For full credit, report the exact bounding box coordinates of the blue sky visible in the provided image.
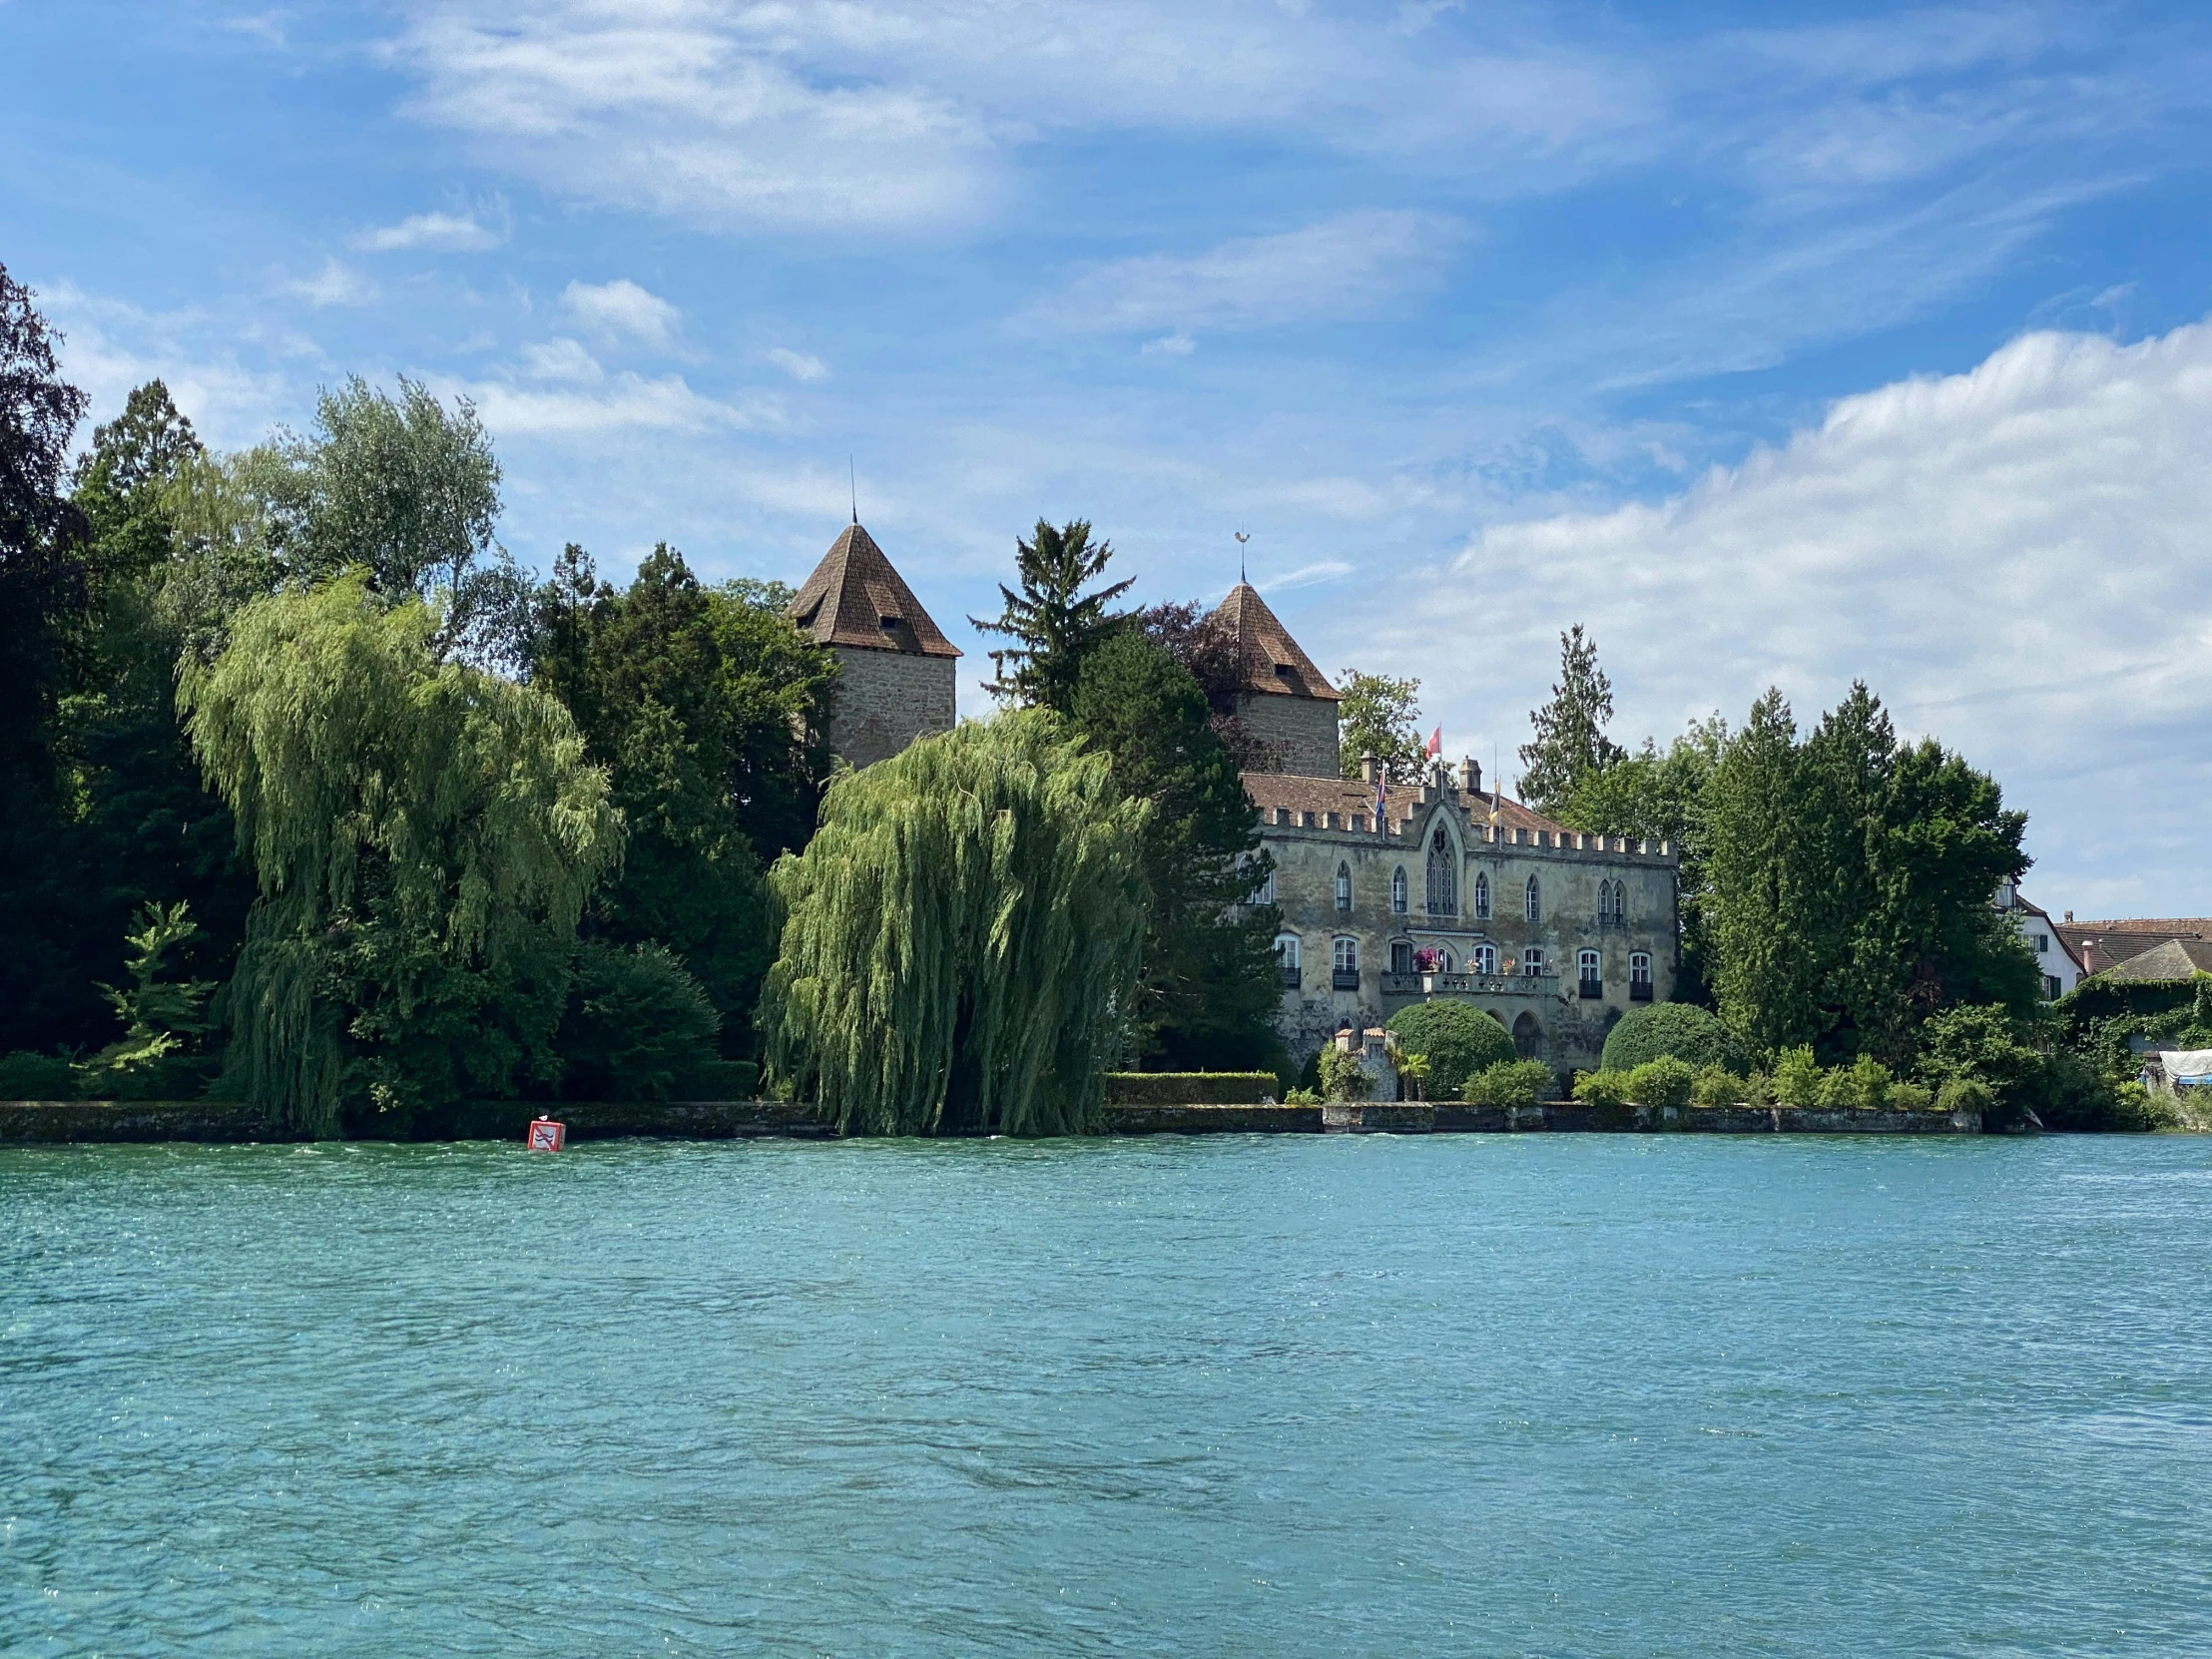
[7,0,2211,917]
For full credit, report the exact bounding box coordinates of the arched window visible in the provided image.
[1335,862,1353,911]
[1473,871,1490,919]
[1525,874,1541,923]
[1472,943,1497,974]
[1577,949,1601,998]
[1597,879,1612,921]
[1438,948,1455,972]
[1630,951,1653,1000]
[1390,866,1408,914]
[1612,882,1626,920]
[1275,933,1302,986]
[1425,829,1457,915]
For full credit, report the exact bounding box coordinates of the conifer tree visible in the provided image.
[1518,625,1626,814]
[969,518,1132,713]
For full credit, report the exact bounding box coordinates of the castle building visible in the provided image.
[789,520,960,768]
[1220,582,1681,1081]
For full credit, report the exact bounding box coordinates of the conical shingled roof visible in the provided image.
[789,522,960,659]
[1206,581,1340,701]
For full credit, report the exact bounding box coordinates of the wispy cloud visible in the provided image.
[560,278,682,350]
[351,209,505,253]
[284,256,376,307]
[767,346,828,382]
[1025,211,1464,337]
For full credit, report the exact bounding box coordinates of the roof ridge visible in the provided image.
[788,522,960,659]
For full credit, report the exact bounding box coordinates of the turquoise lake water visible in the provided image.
[5,1134,2210,1656]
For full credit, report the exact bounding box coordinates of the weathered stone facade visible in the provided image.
[1234,688,1342,780]
[1253,770,1680,1083]
[789,521,961,770]
[825,643,956,769]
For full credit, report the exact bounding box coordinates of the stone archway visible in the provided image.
[1511,1011,1541,1059]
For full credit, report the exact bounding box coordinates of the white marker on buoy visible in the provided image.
[526,1116,567,1152]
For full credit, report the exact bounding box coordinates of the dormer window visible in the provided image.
[878,614,901,630]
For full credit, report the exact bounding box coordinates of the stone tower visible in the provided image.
[1205,581,1341,778]
[789,521,960,768]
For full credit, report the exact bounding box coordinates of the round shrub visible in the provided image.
[1572,1068,1631,1109]
[1386,1001,1512,1099]
[1626,1056,1695,1108]
[1691,1063,1740,1108]
[1599,1002,1749,1075]
[556,939,722,1101]
[1887,1080,1934,1112]
[1465,1058,1553,1107]
[1771,1045,1823,1108]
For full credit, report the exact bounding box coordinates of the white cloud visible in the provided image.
[560,278,682,349]
[518,337,603,381]
[40,282,291,451]
[1140,332,1195,357]
[766,346,828,382]
[1335,316,2212,913]
[351,210,505,253]
[453,370,783,437]
[1026,211,1463,336]
[285,257,377,307]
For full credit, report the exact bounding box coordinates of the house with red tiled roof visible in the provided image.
[1217,581,1680,1083]
[789,520,960,768]
[2057,915,2212,982]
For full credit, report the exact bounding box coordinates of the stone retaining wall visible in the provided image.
[0,1096,1981,1143]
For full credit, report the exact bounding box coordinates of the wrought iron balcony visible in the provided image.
[1331,967,1362,991]
[1629,980,1654,1001]
[1280,965,1303,989]
[1578,976,1604,1000]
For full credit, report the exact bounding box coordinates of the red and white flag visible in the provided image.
[1424,725,1442,759]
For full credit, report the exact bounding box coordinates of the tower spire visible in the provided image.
[1235,527,1249,584]
[849,456,857,525]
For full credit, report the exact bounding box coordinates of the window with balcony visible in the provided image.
[1611,882,1626,921]
[1389,939,1412,975]
[1390,866,1408,914]
[1424,829,1456,915]
[1578,948,1602,998]
[1472,943,1497,974]
[1597,879,1612,922]
[1629,951,1652,1001]
[1275,932,1302,987]
[1332,936,1361,990]
[1525,874,1541,923]
[1473,871,1490,919]
[1335,862,1353,911]
[1522,945,1547,976]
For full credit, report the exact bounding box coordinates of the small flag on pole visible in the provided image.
[1374,762,1386,834]
[1424,726,1441,759]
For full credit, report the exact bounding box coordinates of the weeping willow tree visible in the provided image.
[761,710,1148,1136]
[179,573,620,1136]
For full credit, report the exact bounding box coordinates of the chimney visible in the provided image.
[1459,757,1481,796]
[2063,910,2073,922]
[1361,753,1381,786]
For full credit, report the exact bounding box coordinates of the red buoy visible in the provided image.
[525,1116,567,1152]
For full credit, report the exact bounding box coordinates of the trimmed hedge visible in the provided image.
[1103,1072,1278,1106]
[1600,1002,1749,1075]
[1385,1002,1513,1098]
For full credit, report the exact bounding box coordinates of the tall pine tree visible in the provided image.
[1518,625,1626,815]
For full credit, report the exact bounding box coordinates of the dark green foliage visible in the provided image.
[1070,632,1284,1072]
[1703,684,2036,1067]
[1936,1077,1994,1118]
[970,518,1133,714]
[529,542,839,1042]
[1336,670,1424,781]
[1600,1002,1749,1075]
[554,939,722,1101]
[761,712,1149,1136]
[1916,1002,2131,1130]
[1386,1000,1514,1098]
[1519,626,1626,816]
[0,1051,79,1101]
[1102,1072,1279,1105]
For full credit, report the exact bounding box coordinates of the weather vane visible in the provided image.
[1235,528,1250,583]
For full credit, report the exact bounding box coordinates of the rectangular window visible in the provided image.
[1472,943,1497,975]
[1275,933,1302,988]
[1332,936,1360,991]
[1577,949,1602,999]
[1522,946,1546,976]
[1389,940,1412,976]
[1629,951,1652,1002]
